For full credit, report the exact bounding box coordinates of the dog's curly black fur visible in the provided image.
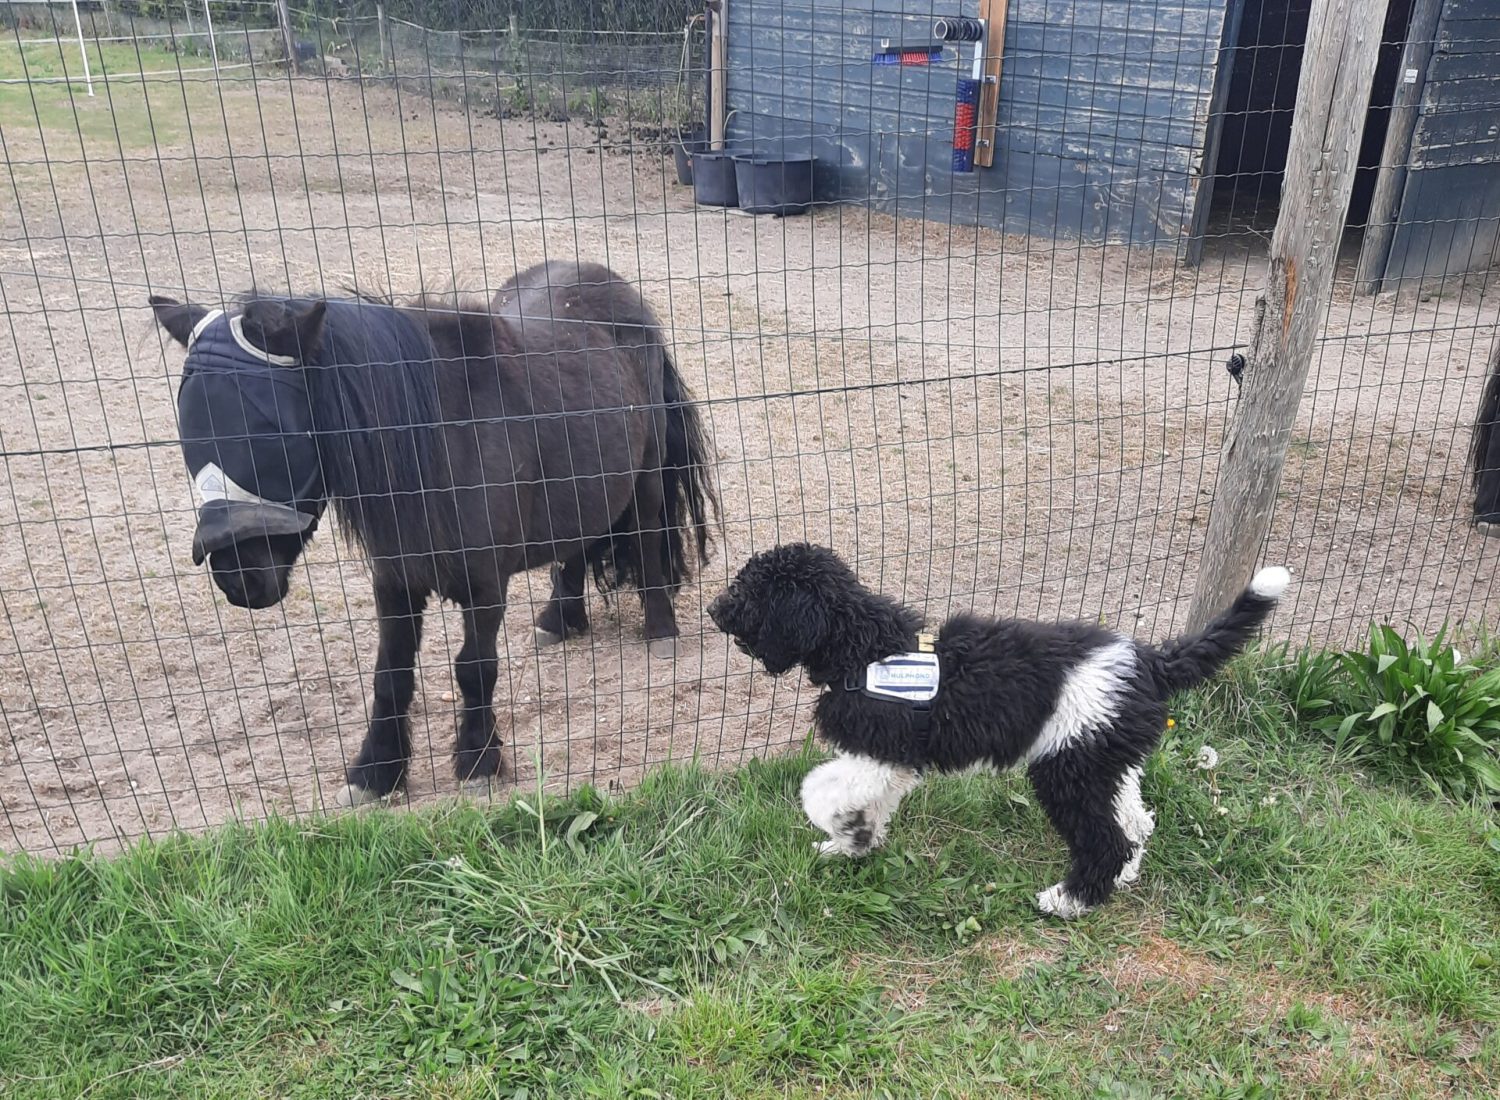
[708,542,1289,918]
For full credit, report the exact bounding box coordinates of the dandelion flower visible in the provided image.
[1195,745,1219,770]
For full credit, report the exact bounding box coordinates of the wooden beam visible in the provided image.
[1186,0,1385,631]
[709,0,728,150]
[274,0,298,76]
[1354,0,1446,295]
[974,0,1008,169]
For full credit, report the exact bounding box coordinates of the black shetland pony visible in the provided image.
[1474,336,1500,535]
[152,261,718,805]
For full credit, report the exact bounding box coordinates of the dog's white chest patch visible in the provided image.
[864,652,941,703]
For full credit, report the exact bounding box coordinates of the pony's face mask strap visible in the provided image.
[176,309,322,564]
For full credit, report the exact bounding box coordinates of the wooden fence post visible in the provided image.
[1186,0,1385,631]
[378,3,390,75]
[274,0,298,75]
[709,0,727,150]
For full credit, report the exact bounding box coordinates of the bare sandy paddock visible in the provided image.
[1,77,1495,855]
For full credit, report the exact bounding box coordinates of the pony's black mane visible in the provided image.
[237,287,486,556]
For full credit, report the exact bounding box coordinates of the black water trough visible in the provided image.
[733,156,815,217]
[672,130,706,186]
[691,151,739,207]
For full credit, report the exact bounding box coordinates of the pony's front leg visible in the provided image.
[454,594,507,791]
[337,585,427,807]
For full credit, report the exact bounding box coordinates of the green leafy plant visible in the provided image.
[567,87,610,120]
[1269,642,1349,721]
[1321,625,1500,802]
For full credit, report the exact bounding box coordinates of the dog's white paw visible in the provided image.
[813,839,848,858]
[1115,852,1145,888]
[1036,883,1092,920]
[333,783,385,809]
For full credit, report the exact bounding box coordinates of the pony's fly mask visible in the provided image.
[177,309,322,564]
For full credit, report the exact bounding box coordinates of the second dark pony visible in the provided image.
[1473,335,1500,533]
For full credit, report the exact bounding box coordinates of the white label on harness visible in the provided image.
[864,652,940,704]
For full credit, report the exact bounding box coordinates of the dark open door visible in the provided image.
[1377,0,1500,288]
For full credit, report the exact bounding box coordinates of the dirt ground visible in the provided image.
[2,75,1497,856]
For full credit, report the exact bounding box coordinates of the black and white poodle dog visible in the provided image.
[707,543,1289,919]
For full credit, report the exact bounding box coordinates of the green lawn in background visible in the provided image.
[0,34,209,151]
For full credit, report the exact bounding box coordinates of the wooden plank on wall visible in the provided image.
[710,0,728,149]
[974,0,1008,168]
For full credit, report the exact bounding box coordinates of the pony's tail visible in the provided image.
[656,349,720,589]
[1471,339,1500,523]
[588,348,719,596]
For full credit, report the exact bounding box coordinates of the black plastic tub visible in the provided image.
[691,151,739,207]
[733,156,815,216]
[672,131,706,186]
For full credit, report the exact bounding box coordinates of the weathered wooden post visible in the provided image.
[378,3,390,75]
[274,0,298,75]
[1186,0,1385,631]
[709,0,727,150]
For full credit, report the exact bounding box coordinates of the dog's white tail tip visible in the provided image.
[1249,565,1291,600]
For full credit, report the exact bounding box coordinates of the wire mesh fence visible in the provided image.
[1,0,1496,856]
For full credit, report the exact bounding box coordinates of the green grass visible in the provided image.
[3,652,1499,1098]
[0,34,203,151]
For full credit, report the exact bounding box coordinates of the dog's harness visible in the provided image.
[842,631,940,740]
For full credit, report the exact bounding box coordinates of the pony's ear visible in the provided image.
[239,298,327,363]
[150,295,210,348]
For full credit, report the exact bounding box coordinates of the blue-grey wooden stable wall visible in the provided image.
[1381,0,1500,285]
[724,0,1232,244]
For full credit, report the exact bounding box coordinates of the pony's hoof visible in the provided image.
[455,743,504,787]
[647,637,677,660]
[1477,521,1500,540]
[460,777,496,800]
[534,627,566,648]
[334,783,385,809]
